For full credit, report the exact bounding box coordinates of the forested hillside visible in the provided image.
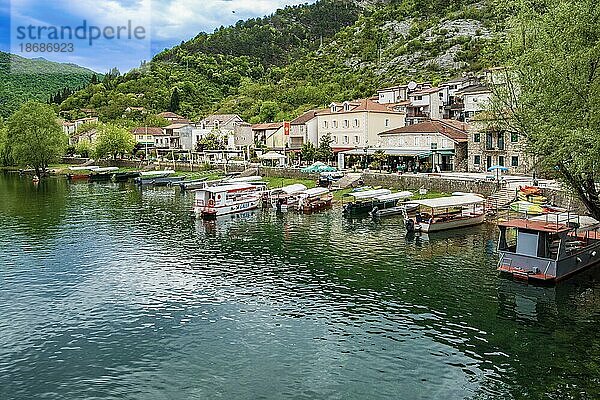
[58,0,512,123]
[0,52,99,118]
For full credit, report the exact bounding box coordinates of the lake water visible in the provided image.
[1,172,600,399]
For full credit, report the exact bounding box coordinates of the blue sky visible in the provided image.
[0,0,313,73]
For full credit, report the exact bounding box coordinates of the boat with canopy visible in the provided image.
[404,194,485,233]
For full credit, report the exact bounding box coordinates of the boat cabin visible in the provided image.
[498,214,600,282]
[194,183,261,208]
[405,194,485,233]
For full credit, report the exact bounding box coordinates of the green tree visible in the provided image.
[300,142,316,163]
[491,0,600,219]
[7,101,67,176]
[197,132,224,151]
[258,101,280,122]
[370,149,388,171]
[94,123,135,160]
[75,140,94,158]
[0,117,13,166]
[316,133,333,163]
[169,87,180,112]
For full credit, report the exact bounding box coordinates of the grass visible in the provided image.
[261,176,316,190]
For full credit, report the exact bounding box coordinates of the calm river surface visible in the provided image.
[1,173,600,399]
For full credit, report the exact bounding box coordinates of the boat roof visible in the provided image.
[272,183,307,195]
[346,189,392,199]
[69,166,99,171]
[226,175,263,182]
[139,170,176,176]
[498,219,571,233]
[93,167,119,172]
[304,187,330,196]
[410,194,484,208]
[376,191,413,201]
[199,183,258,193]
[529,213,600,231]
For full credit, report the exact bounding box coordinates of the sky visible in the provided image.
[0,0,313,73]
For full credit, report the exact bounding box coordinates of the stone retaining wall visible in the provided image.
[363,172,498,195]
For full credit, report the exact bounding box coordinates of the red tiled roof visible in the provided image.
[290,110,318,125]
[131,127,164,135]
[158,112,185,119]
[379,119,469,142]
[318,98,402,115]
[252,122,284,130]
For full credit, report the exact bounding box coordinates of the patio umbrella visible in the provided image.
[488,165,509,181]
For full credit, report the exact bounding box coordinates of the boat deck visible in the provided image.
[498,264,556,282]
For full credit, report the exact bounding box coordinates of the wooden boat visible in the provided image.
[67,165,99,181]
[178,178,209,191]
[342,189,392,215]
[152,176,186,187]
[497,214,600,283]
[193,183,263,219]
[404,194,485,233]
[510,200,544,215]
[89,167,119,182]
[295,187,333,213]
[112,171,140,182]
[134,170,176,185]
[371,202,418,218]
[270,183,308,211]
[517,192,547,204]
[223,175,263,183]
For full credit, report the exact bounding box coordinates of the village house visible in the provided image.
[161,123,191,150]
[192,114,253,151]
[157,112,190,124]
[405,86,449,125]
[289,109,320,150]
[440,76,481,120]
[317,98,406,159]
[131,127,163,147]
[62,117,99,136]
[252,122,284,148]
[456,84,492,122]
[371,119,469,172]
[467,115,532,175]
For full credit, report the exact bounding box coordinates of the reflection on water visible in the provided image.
[1,173,600,399]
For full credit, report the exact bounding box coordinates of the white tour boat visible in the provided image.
[404,194,485,233]
[193,183,263,219]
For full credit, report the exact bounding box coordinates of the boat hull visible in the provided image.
[417,214,485,233]
[194,197,261,220]
[498,240,600,283]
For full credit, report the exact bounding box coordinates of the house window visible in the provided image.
[499,156,505,166]
[415,96,423,100]
[414,137,419,146]
[511,132,519,142]
[354,136,359,144]
[343,136,349,144]
[474,133,480,142]
[511,156,519,167]
[323,121,328,128]
[431,142,438,150]
[333,120,338,128]
[385,119,390,127]
[497,132,505,150]
[353,119,359,128]
[486,155,492,168]
[485,133,493,150]
[474,155,481,165]
[333,136,338,144]
[343,119,349,128]
[344,103,350,111]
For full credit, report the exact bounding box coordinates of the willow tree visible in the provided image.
[7,102,67,176]
[491,0,600,219]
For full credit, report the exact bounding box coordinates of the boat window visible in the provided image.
[516,231,539,257]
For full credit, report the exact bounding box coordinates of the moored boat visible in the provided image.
[342,189,392,215]
[404,194,485,233]
[510,200,544,215]
[112,171,141,182]
[497,213,600,283]
[89,167,119,182]
[193,183,263,219]
[270,183,308,211]
[295,187,333,213]
[134,170,176,185]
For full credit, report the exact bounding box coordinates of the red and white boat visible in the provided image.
[193,183,263,219]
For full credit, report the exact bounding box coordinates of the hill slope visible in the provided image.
[57,0,510,123]
[0,52,99,118]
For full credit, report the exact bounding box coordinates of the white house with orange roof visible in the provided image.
[316,98,406,155]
